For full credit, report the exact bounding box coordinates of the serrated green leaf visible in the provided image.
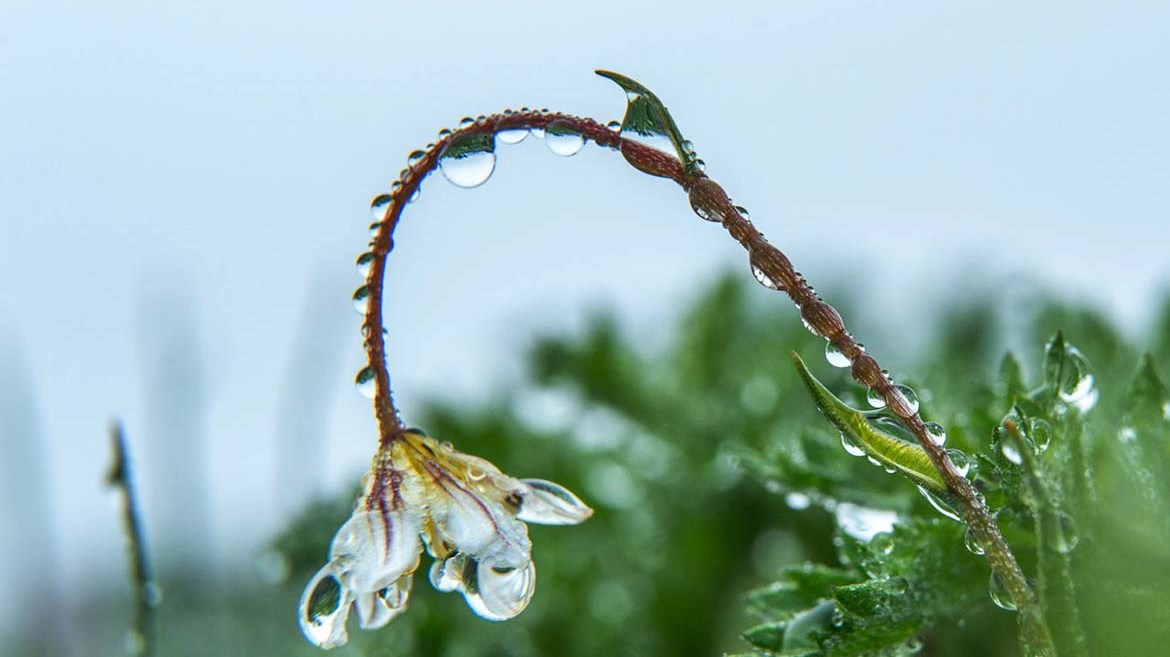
[999,352,1027,400]
[595,69,697,175]
[791,352,946,494]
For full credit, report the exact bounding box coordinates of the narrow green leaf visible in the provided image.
[791,352,946,494]
[595,69,698,175]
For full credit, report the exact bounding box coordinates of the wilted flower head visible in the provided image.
[298,428,593,649]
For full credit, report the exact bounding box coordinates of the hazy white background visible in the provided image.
[2,0,1168,644]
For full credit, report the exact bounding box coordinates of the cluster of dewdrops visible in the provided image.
[349,109,624,399]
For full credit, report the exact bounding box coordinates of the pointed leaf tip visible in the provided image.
[790,353,947,494]
[595,69,697,176]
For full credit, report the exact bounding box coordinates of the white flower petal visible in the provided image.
[461,558,537,621]
[355,574,414,630]
[515,479,594,525]
[428,553,468,592]
[298,564,353,649]
[431,475,531,566]
[330,509,422,593]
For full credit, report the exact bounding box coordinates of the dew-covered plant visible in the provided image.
[290,70,1170,656]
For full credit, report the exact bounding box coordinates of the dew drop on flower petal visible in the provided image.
[516,479,594,525]
[331,510,422,594]
[299,566,352,649]
[355,366,376,399]
[825,341,852,368]
[463,559,537,621]
[545,120,585,156]
[439,133,496,188]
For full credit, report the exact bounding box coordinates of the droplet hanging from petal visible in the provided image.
[298,565,353,649]
[462,559,537,621]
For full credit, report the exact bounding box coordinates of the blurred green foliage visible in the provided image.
[33,274,1168,657]
[275,274,1169,657]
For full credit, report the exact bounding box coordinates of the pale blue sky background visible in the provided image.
[2,0,1169,647]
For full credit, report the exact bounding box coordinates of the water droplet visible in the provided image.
[439,133,496,188]
[370,194,393,222]
[947,449,970,477]
[692,158,706,172]
[750,262,781,290]
[964,527,985,555]
[825,342,852,368]
[438,128,453,138]
[406,150,426,167]
[498,128,528,144]
[835,502,898,541]
[989,572,1017,610]
[125,630,146,656]
[408,187,420,203]
[141,581,163,607]
[606,120,621,131]
[458,117,474,128]
[924,422,946,446]
[734,205,750,220]
[1001,441,1022,465]
[785,491,811,510]
[352,286,370,313]
[545,120,585,156]
[867,387,887,409]
[440,441,454,453]
[355,252,374,277]
[356,366,376,399]
[894,385,920,414]
[1030,418,1052,452]
[529,126,545,139]
[1058,346,1098,411]
[840,432,866,457]
[300,567,351,648]
[467,465,486,481]
[681,139,695,154]
[1052,512,1080,553]
[917,486,962,522]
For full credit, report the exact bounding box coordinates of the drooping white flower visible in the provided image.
[298,429,593,649]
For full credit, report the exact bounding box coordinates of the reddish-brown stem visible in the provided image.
[364,111,678,447]
[363,107,1048,653]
